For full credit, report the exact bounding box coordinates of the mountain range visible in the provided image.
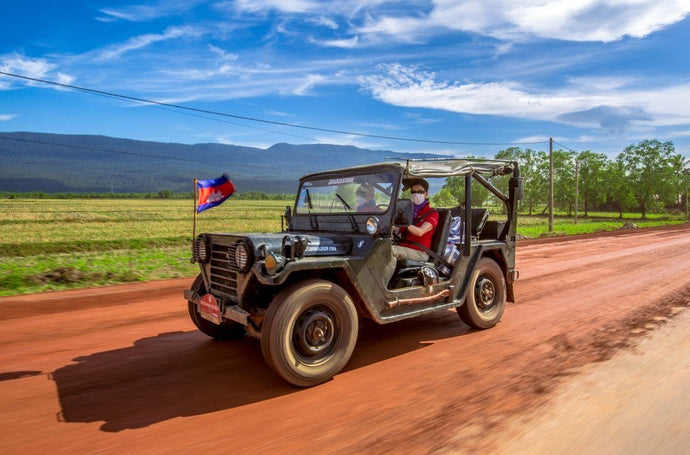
[0,132,440,194]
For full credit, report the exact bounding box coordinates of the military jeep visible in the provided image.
[185,158,522,386]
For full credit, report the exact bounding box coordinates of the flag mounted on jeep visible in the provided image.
[195,174,235,213]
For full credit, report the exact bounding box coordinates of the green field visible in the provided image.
[0,198,685,296]
[0,199,284,296]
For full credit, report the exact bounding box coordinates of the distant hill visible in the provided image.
[0,132,441,194]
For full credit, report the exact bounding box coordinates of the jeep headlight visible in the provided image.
[234,241,250,272]
[264,251,286,275]
[195,235,210,263]
[366,216,379,235]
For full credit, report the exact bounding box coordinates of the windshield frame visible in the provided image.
[294,169,398,216]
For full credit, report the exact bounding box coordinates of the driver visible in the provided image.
[356,183,377,212]
[383,178,438,287]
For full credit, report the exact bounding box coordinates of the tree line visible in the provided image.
[433,139,688,219]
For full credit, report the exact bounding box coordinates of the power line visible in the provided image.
[0,71,548,147]
[552,140,580,154]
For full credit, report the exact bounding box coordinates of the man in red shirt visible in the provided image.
[383,178,438,287]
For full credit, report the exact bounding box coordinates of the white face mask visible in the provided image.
[411,193,426,205]
[356,196,366,206]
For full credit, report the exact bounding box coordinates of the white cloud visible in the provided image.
[290,74,329,95]
[233,0,322,14]
[0,114,17,121]
[361,63,690,132]
[311,35,359,48]
[0,54,76,91]
[98,0,206,22]
[308,16,339,30]
[95,26,203,61]
[0,53,55,79]
[357,0,690,43]
[208,45,238,62]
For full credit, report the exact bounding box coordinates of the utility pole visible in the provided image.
[549,137,554,232]
[574,157,579,224]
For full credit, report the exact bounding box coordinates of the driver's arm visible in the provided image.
[406,221,433,237]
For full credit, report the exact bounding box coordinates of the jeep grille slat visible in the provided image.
[208,241,244,300]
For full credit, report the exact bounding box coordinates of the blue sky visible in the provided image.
[1,0,690,160]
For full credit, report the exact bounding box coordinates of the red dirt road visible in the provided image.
[1,224,689,454]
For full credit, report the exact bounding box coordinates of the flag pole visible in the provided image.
[192,178,198,241]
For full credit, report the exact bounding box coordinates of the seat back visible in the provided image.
[448,206,489,240]
[470,208,489,238]
[429,209,451,258]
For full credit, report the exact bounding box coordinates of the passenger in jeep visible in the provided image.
[356,183,378,212]
[383,178,439,287]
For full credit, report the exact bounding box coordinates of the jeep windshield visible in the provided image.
[296,171,395,215]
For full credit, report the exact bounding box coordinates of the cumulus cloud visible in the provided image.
[0,114,18,121]
[361,63,690,132]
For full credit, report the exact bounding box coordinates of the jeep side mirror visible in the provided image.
[393,199,413,225]
[283,206,292,230]
[510,177,524,201]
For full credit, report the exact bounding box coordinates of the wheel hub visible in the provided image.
[294,307,335,358]
[475,276,496,311]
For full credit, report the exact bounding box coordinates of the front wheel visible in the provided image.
[187,274,246,340]
[457,258,506,329]
[261,279,358,387]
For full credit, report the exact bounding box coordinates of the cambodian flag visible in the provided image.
[196,174,235,213]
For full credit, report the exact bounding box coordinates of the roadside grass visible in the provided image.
[0,198,686,296]
[516,210,686,238]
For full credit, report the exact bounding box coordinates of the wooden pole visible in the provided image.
[574,158,579,224]
[193,178,198,240]
[549,138,554,232]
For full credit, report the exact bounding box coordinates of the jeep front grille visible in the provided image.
[208,242,243,299]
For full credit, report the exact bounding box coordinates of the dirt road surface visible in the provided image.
[1,224,689,454]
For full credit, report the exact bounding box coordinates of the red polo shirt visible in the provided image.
[401,203,438,252]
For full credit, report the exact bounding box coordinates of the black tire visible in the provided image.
[187,274,246,340]
[261,279,358,387]
[457,258,506,329]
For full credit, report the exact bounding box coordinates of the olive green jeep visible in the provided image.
[185,158,523,386]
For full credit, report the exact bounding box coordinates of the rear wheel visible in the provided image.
[457,258,506,329]
[261,279,358,387]
[187,274,246,340]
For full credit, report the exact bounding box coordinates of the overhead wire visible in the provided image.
[0,71,548,147]
[552,140,580,154]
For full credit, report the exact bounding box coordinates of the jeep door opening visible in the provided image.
[185,158,523,387]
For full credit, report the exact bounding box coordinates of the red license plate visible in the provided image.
[199,294,221,325]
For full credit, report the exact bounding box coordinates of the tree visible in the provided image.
[437,155,492,208]
[552,149,576,215]
[617,139,679,218]
[577,150,609,215]
[603,160,635,218]
[495,147,548,215]
[430,187,457,208]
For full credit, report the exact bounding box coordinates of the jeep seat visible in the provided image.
[470,208,489,239]
[449,206,489,240]
[396,209,451,273]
